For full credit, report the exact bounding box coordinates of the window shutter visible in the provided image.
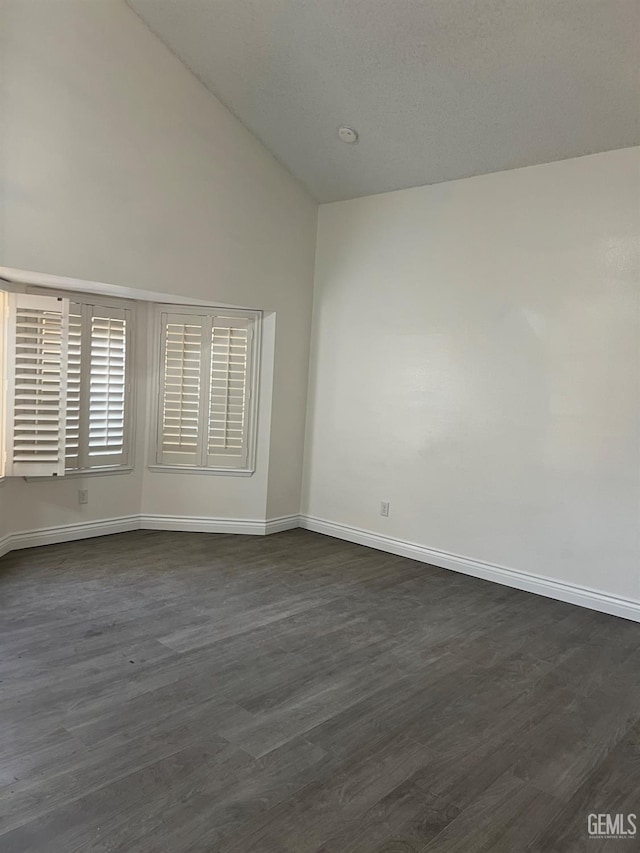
[3,292,69,477]
[207,316,253,468]
[157,314,207,466]
[87,305,129,466]
[64,304,83,470]
[154,308,257,471]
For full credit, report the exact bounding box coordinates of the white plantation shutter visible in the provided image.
[64,303,131,470]
[3,292,69,477]
[64,305,82,469]
[157,314,206,466]
[88,306,128,465]
[156,309,256,470]
[207,317,252,468]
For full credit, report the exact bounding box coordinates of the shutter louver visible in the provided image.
[157,315,205,466]
[4,293,69,477]
[88,307,128,465]
[207,318,252,467]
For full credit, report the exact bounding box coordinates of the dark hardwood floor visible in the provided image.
[0,529,638,852]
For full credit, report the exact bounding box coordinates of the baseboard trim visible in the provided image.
[264,514,301,535]
[0,535,12,560]
[2,511,636,624]
[299,515,640,623]
[1,516,140,555]
[0,513,302,558]
[138,514,267,536]
[139,514,300,535]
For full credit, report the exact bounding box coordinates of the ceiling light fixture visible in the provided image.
[337,126,358,144]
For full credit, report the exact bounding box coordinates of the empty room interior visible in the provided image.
[1,1,639,850]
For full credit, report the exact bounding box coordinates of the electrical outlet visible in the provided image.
[78,489,89,505]
[380,501,390,517]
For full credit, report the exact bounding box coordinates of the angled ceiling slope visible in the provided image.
[127,0,640,202]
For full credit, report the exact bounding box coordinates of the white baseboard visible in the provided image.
[299,515,640,624]
[138,514,300,535]
[2,511,637,624]
[0,516,140,555]
[264,514,301,534]
[138,514,267,535]
[0,513,302,558]
[0,534,12,560]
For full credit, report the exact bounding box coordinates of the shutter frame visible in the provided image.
[3,292,69,477]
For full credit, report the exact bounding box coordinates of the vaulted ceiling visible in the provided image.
[127,0,640,202]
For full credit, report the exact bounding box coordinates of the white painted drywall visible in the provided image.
[303,148,640,601]
[1,1,637,615]
[0,0,317,534]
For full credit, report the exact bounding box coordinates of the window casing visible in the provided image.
[153,306,259,473]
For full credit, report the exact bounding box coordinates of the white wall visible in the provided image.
[1,2,637,615]
[0,0,317,535]
[304,148,640,602]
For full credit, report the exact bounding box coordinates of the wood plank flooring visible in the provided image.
[0,529,638,852]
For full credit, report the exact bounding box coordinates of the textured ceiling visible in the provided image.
[127,0,640,202]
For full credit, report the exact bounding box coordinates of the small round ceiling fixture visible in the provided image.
[338,126,359,144]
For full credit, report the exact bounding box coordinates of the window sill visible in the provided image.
[147,465,255,478]
[25,466,134,483]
